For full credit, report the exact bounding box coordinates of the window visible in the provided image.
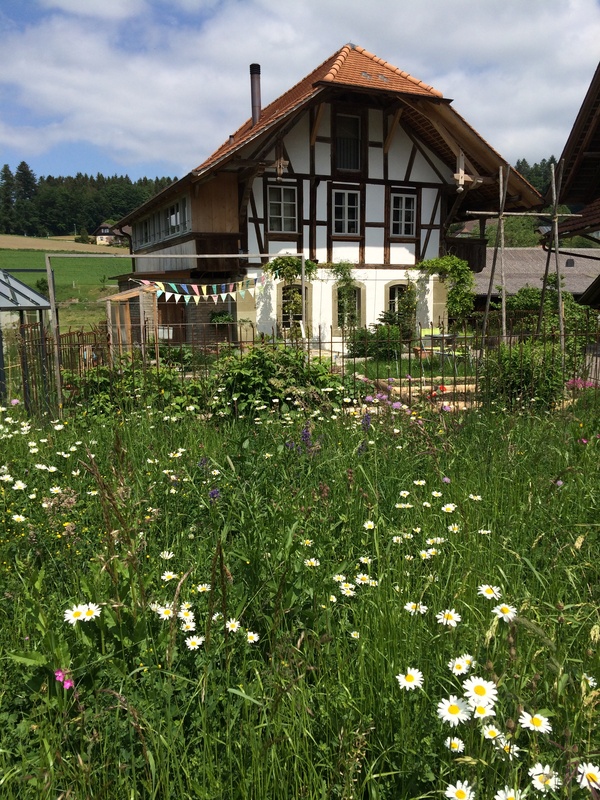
[388,284,407,313]
[337,286,361,328]
[335,114,361,171]
[268,185,297,233]
[333,190,360,235]
[280,284,304,329]
[133,195,190,248]
[391,192,416,237]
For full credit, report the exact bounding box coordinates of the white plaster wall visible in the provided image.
[284,113,310,174]
[389,242,416,265]
[365,184,384,222]
[410,145,453,183]
[386,128,414,181]
[364,228,384,263]
[331,242,360,263]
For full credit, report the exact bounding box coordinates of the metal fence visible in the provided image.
[1,313,599,415]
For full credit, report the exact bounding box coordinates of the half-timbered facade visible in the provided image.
[115,44,540,341]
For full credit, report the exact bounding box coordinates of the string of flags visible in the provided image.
[134,276,266,304]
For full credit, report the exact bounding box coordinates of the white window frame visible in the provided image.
[268,185,297,233]
[390,192,416,238]
[333,190,360,236]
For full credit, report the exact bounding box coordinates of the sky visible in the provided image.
[0,0,599,182]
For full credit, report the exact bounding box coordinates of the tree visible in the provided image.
[0,164,15,233]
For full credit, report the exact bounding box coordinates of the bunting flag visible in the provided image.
[129,276,260,302]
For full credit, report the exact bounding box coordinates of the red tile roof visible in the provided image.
[193,43,444,175]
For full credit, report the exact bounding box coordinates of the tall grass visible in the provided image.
[0,397,598,798]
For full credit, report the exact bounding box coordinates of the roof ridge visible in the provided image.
[322,44,353,82]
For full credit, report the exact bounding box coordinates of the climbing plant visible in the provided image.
[419,255,474,327]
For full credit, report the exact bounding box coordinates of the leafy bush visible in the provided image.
[62,360,208,415]
[479,340,565,409]
[346,325,406,359]
[209,343,343,416]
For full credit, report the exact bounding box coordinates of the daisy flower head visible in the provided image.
[340,586,356,597]
[178,608,195,621]
[395,502,413,509]
[493,737,521,760]
[246,631,260,644]
[413,479,426,486]
[462,676,498,706]
[355,573,371,585]
[363,520,375,530]
[404,601,428,615]
[332,574,346,583]
[469,700,496,719]
[349,630,360,640]
[396,667,424,690]
[358,556,372,565]
[493,603,517,622]
[225,618,241,633]
[448,657,469,676]
[181,621,196,631]
[64,604,87,625]
[519,711,552,734]
[399,490,410,497]
[577,762,600,791]
[445,779,474,800]
[159,550,174,560]
[437,695,471,726]
[494,787,522,800]
[432,490,442,498]
[185,635,205,650]
[481,723,503,740]
[161,571,178,582]
[468,494,482,501]
[582,673,597,689]
[304,557,320,567]
[12,514,26,522]
[436,608,461,627]
[528,763,562,793]
[444,736,465,753]
[82,602,101,621]
[157,605,174,620]
[478,584,502,600]
[461,654,476,670]
[196,583,211,593]
[448,523,461,533]
[441,503,457,513]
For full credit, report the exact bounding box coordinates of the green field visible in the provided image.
[0,248,132,328]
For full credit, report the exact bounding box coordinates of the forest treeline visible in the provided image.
[0,155,582,242]
[0,161,175,238]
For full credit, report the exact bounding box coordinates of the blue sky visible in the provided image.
[1,0,599,182]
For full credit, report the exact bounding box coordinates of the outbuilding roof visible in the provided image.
[0,271,51,312]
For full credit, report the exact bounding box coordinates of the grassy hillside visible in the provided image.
[0,238,132,329]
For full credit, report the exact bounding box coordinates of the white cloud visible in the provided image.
[0,0,599,176]
[37,0,146,20]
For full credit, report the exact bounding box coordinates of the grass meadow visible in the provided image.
[0,389,599,799]
[0,242,131,328]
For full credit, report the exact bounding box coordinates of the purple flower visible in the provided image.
[364,395,374,403]
[62,679,74,690]
[442,476,451,484]
[361,413,371,431]
[209,488,221,502]
[441,404,452,412]
[10,398,20,406]
[555,479,564,487]
[301,426,312,445]
[55,670,65,682]
[391,402,402,410]
[579,438,589,445]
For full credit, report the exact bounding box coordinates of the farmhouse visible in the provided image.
[114,44,540,343]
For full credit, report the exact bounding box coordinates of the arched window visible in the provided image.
[388,283,407,313]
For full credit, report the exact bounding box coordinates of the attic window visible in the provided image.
[361,71,372,79]
[378,74,389,83]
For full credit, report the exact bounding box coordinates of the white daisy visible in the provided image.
[478,584,502,600]
[528,763,561,793]
[577,762,600,791]
[492,603,517,622]
[494,787,522,800]
[437,695,471,726]
[436,608,461,627]
[444,737,465,753]
[462,676,498,706]
[445,779,474,800]
[519,711,552,734]
[395,668,424,690]
[185,635,205,650]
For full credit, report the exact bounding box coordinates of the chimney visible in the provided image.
[250,63,261,126]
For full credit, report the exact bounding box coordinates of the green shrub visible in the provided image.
[346,325,406,359]
[479,340,565,409]
[209,343,342,416]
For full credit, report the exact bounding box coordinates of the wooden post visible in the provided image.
[45,254,63,415]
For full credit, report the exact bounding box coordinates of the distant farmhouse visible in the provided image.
[113,43,539,344]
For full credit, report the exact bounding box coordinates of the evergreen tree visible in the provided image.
[0,164,15,233]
